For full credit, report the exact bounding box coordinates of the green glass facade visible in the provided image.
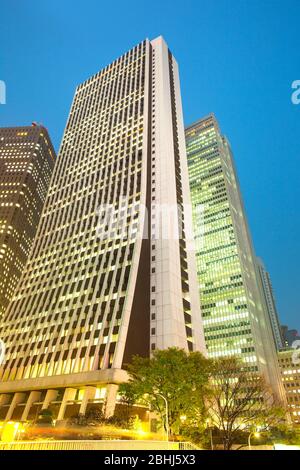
[186,114,285,400]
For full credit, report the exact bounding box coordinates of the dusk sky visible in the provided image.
[0,0,299,330]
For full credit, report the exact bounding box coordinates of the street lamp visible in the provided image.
[153,391,169,444]
[248,431,260,450]
[206,418,214,450]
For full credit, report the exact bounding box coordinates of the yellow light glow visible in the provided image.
[0,421,20,442]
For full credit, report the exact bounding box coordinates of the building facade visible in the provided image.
[0,37,205,422]
[0,125,55,321]
[278,349,300,425]
[256,257,284,350]
[186,114,285,401]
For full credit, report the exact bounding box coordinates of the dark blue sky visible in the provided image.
[0,0,299,330]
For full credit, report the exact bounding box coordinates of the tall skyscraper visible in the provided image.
[0,125,56,320]
[256,257,284,350]
[0,37,204,422]
[186,114,285,401]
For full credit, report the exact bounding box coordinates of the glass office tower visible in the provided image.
[186,114,285,401]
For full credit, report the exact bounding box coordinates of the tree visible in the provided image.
[68,412,87,427]
[36,408,54,426]
[119,347,212,435]
[86,406,105,425]
[206,356,287,450]
[68,406,105,427]
[115,388,139,427]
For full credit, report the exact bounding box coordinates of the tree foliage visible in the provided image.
[36,408,54,425]
[206,356,287,450]
[68,406,105,427]
[119,347,212,434]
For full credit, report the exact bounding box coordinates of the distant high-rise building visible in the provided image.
[278,349,300,424]
[186,114,285,401]
[281,325,300,348]
[0,37,204,422]
[0,125,55,320]
[256,257,284,350]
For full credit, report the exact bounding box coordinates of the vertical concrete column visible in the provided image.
[56,388,76,421]
[104,384,118,418]
[21,391,41,421]
[79,386,96,415]
[0,394,11,406]
[5,392,26,421]
[42,389,58,410]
